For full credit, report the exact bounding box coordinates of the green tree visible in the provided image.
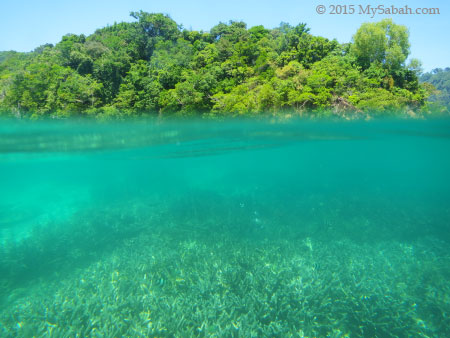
[350,19,410,71]
[0,14,430,117]
[130,11,180,59]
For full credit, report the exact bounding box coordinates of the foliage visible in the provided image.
[0,13,431,118]
[420,68,450,114]
[350,19,410,71]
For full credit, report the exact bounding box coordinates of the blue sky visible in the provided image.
[0,0,448,71]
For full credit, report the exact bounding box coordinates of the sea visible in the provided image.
[0,118,449,337]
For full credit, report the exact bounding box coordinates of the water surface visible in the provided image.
[0,118,449,337]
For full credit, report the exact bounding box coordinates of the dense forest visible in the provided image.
[420,68,450,113]
[0,12,439,118]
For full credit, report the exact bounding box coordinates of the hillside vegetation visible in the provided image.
[420,68,450,114]
[0,13,433,118]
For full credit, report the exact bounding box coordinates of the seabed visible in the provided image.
[1,194,449,338]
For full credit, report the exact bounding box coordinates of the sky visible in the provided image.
[0,0,448,71]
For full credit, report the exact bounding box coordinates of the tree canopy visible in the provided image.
[420,68,450,114]
[350,19,410,71]
[0,13,434,118]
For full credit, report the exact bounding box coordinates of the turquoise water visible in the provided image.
[0,118,449,337]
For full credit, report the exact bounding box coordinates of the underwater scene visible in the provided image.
[0,118,449,338]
